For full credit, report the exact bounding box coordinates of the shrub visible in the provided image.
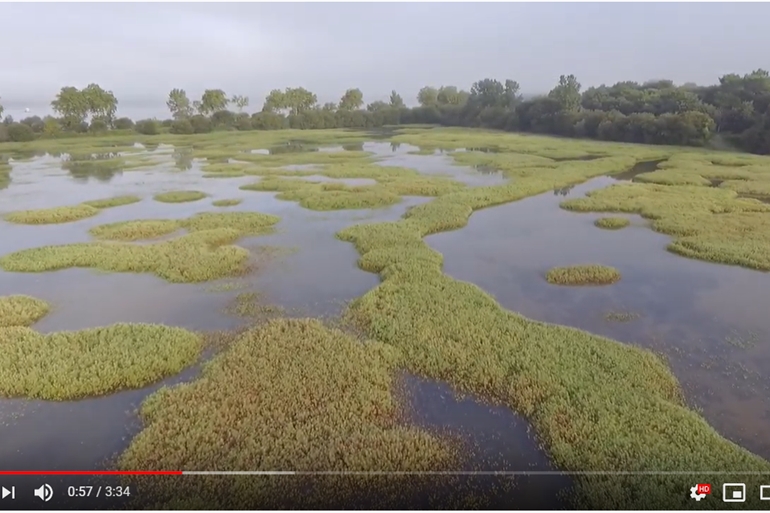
[135,119,161,135]
[7,123,35,142]
[170,119,195,135]
[190,115,213,134]
[114,117,135,130]
[89,119,109,133]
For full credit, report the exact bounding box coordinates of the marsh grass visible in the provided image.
[330,127,770,509]
[545,265,622,286]
[153,190,207,203]
[224,291,285,319]
[0,295,50,327]
[594,217,630,230]
[6,212,280,281]
[212,198,243,207]
[5,194,143,225]
[561,183,770,270]
[240,169,465,211]
[0,323,202,400]
[119,318,457,507]
[4,204,99,224]
[82,195,141,209]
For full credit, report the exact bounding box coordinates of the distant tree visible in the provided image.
[231,94,250,112]
[549,74,582,112]
[389,90,405,108]
[114,117,134,130]
[504,80,522,108]
[437,86,469,106]
[366,101,390,112]
[51,86,90,129]
[417,86,439,107]
[0,97,4,120]
[89,118,109,133]
[21,116,45,133]
[170,118,195,135]
[190,114,213,133]
[135,119,161,135]
[8,123,35,142]
[321,102,337,112]
[42,117,62,137]
[198,89,229,116]
[263,87,317,116]
[339,88,364,111]
[82,83,118,124]
[167,89,193,119]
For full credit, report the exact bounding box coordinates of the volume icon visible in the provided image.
[34,484,53,502]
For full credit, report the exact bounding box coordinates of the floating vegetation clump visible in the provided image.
[594,217,630,230]
[545,265,621,286]
[212,198,243,207]
[604,310,642,323]
[0,295,50,327]
[0,323,202,400]
[88,211,280,242]
[4,204,99,225]
[154,190,207,203]
[82,195,141,209]
[2,229,253,283]
[224,291,285,319]
[118,319,456,508]
[89,219,182,241]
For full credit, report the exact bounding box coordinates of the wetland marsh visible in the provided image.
[2,127,770,508]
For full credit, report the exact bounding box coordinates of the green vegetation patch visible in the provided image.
[594,217,630,230]
[545,264,621,286]
[153,190,207,203]
[211,198,243,207]
[4,204,99,224]
[0,323,202,400]
[0,295,50,327]
[333,129,770,509]
[82,195,141,209]
[89,211,280,242]
[561,182,770,270]
[118,319,454,507]
[6,212,281,282]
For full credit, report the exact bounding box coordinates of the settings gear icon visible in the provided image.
[690,485,707,501]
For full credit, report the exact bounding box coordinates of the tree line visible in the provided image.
[1,70,769,154]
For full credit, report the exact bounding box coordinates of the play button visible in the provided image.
[1,486,15,499]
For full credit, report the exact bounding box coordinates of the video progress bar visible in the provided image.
[182,471,770,476]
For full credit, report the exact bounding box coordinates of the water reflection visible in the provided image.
[173,147,194,171]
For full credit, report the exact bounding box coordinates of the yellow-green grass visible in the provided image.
[153,190,207,203]
[2,229,251,283]
[0,163,10,189]
[89,219,182,241]
[561,183,770,270]
[333,128,770,508]
[545,264,621,286]
[594,217,630,230]
[0,295,50,327]
[4,204,99,224]
[118,319,455,507]
[4,195,144,225]
[0,323,202,400]
[82,195,141,209]
[212,198,243,207]
[240,172,466,211]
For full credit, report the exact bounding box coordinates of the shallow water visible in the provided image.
[0,142,525,477]
[425,176,770,461]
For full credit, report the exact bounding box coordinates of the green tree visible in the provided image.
[549,74,582,112]
[417,86,439,107]
[263,88,317,116]
[321,102,337,111]
[0,97,4,120]
[339,88,364,111]
[198,89,229,116]
[389,90,405,108]
[82,83,118,124]
[366,101,390,112]
[167,89,193,120]
[231,95,250,112]
[51,86,90,129]
[437,86,469,106]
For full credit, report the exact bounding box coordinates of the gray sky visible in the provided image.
[1,2,769,119]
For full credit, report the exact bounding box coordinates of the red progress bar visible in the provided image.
[0,471,182,475]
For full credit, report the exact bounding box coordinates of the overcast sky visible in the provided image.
[1,2,769,118]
